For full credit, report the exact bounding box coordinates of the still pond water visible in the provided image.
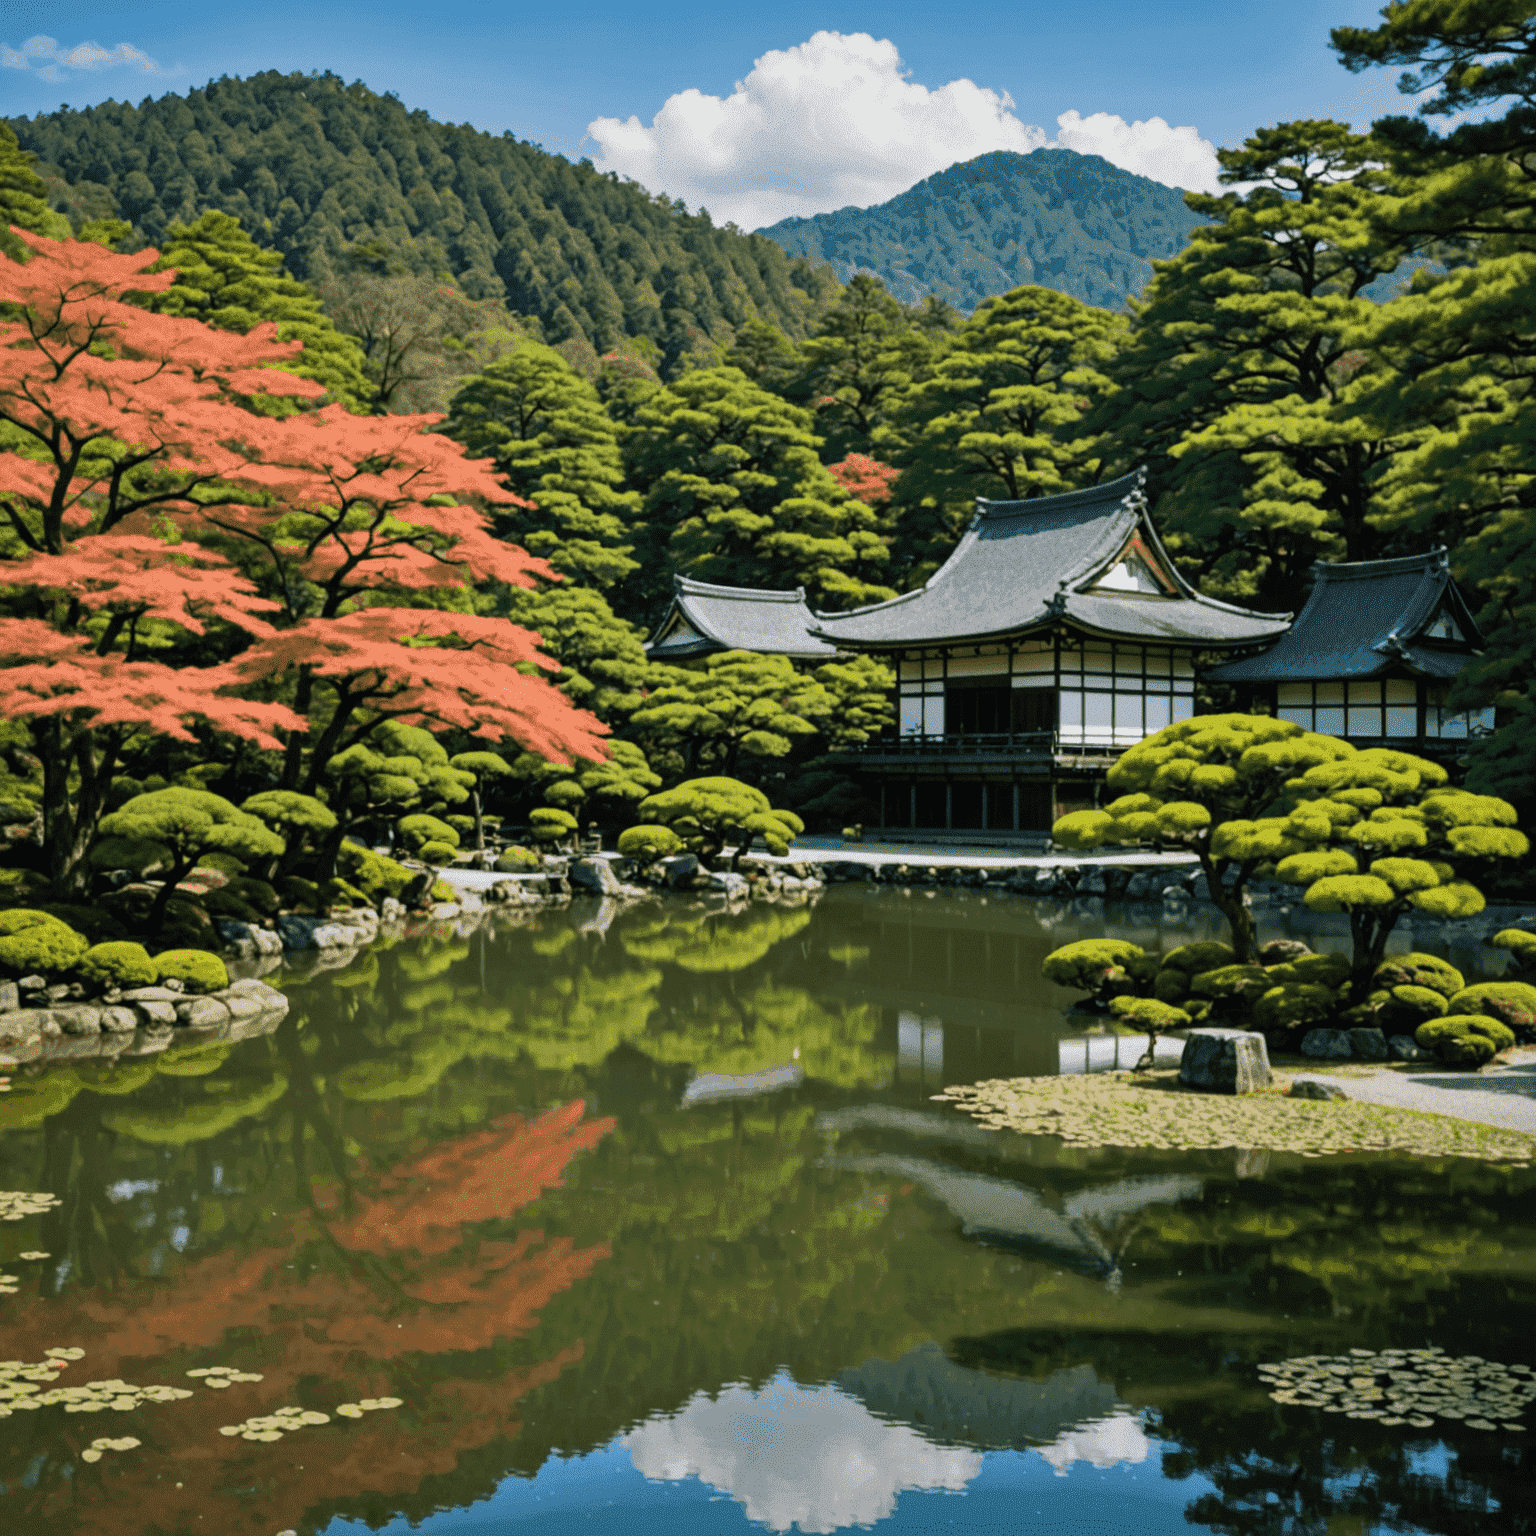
[0,886,1532,1536]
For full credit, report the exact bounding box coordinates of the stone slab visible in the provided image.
[1178,1027,1273,1095]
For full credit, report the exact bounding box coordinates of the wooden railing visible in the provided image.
[836,731,1125,758]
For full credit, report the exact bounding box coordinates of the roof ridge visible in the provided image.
[976,465,1147,521]
[675,575,809,603]
[1311,549,1449,581]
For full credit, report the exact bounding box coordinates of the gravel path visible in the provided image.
[1290,1050,1536,1137]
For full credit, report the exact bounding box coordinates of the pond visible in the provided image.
[0,886,1533,1536]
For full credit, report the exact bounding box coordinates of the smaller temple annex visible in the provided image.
[645,469,1490,843]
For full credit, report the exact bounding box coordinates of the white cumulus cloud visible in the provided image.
[1,35,171,83]
[624,1372,982,1533]
[586,32,1222,230]
[1034,1412,1154,1477]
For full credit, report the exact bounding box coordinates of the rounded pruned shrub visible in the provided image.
[1372,953,1465,999]
[1254,983,1337,1033]
[1041,938,1145,993]
[1378,984,1450,1028]
[1445,981,1536,1041]
[397,814,460,854]
[1415,1015,1516,1067]
[494,846,541,873]
[0,910,90,978]
[153,949,229,994]
[1160,941,1236,975]
[1190,964,1273,1007]
[616,824,684,868]
[77,941,157,991]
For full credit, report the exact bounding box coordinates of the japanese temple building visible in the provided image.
[805,468,1291,836]
[1207,549,1492,746]
[646,576,840,663]
[643,474,1495,843]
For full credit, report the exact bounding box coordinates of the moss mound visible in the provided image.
[1446,981,1536,1041]
[1379,984,1450,1028]
[1041,939,1145,993]
[1190,964,1273,1006]
[1373,952,1466,1000]
[1254,983,1337,1032]
[337,842,419,904]
[1162,941,1237,974]
[494,845,541,873]
[76,941,157,990]
[1415,1014,1518,1067]
[153,949,229,994]
[0,909,90,978]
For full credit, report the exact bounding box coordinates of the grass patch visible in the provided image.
[933,1071,1536,1164]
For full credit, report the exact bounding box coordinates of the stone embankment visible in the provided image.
[816,858,1196,900]
[0,975,289,1070]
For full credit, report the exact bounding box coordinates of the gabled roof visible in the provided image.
[809,468,1291,650]
[646,576,841,661]
[1208,549,1483,683]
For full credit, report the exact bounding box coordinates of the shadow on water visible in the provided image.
[0,886,1531,1535]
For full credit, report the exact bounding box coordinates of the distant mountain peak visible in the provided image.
[759,147,1204,313]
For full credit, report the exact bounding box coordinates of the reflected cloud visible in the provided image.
[624,1372,981,1533]
[1035,1412,1153,1476]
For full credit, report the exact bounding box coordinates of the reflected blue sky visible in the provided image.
[324,1378,1220,1536]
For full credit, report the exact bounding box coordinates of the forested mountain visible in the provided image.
[6,71,840,367]
[761,149,1205,312]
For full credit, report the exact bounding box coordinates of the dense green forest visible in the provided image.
[5,71,842,373]
[3,0,1536,831]
[763,148,1206,313]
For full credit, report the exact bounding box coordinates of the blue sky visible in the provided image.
[3,1,1427,225]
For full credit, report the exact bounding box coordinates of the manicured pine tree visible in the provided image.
[446,341,640,591]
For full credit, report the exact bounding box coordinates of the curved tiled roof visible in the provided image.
[646,576,841,661]
[810,468,1290,649]
[1208,550,1483,682]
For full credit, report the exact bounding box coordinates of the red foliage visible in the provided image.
[219,608,608,768]
[829,452,901,507]
[0,232,607,888]
[0,618,303,750]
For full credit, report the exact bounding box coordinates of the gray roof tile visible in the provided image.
[810,468,1290,649]
[1209,550,1483,682]
[647,577,841,661]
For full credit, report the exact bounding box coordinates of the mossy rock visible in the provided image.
[1257,939,1313,965]
[1415,1014,1516,1067]
[1041,938,1146,993]
[1266,952,1351,989]
[0,909,90,978]
[1445,981,1536,1041]
[1108,996,1190,1029]
[1377,983,1449,1028]
[336,843,418,904]
[319,877,371,910]
[153,948,229,994]
[1152,968,1190,1004]
[202,887,267,924]
[1253,983,1338,1032]
[223,877,280,917]
[1190,964,1273,1006]
[33,903,130,946]
[277,875,321,913]
[76,941,157,990]
[1372,952,1465,1000]
[1491,928,1536,971]
[494,845,540,873]
[1161,941,1237,974]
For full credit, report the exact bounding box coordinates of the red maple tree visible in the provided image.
[0,230,604,890]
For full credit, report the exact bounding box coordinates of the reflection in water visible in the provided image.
[0,886,1531,1536]
[626,1373,982,1534]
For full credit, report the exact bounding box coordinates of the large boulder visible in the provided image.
[1300,1028,1354,1060]
[657,854,701,888]
[1346,1027,1390,1062]
[569,857,623,897]
[1178,1028,1273,1095]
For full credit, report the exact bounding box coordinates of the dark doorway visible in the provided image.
[1011,688,1057,735]
[915,780,947,828]
[951,781,983,830]
[881,780,913,828]
[986,782,1014,831]
[1019,783,1052,830]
